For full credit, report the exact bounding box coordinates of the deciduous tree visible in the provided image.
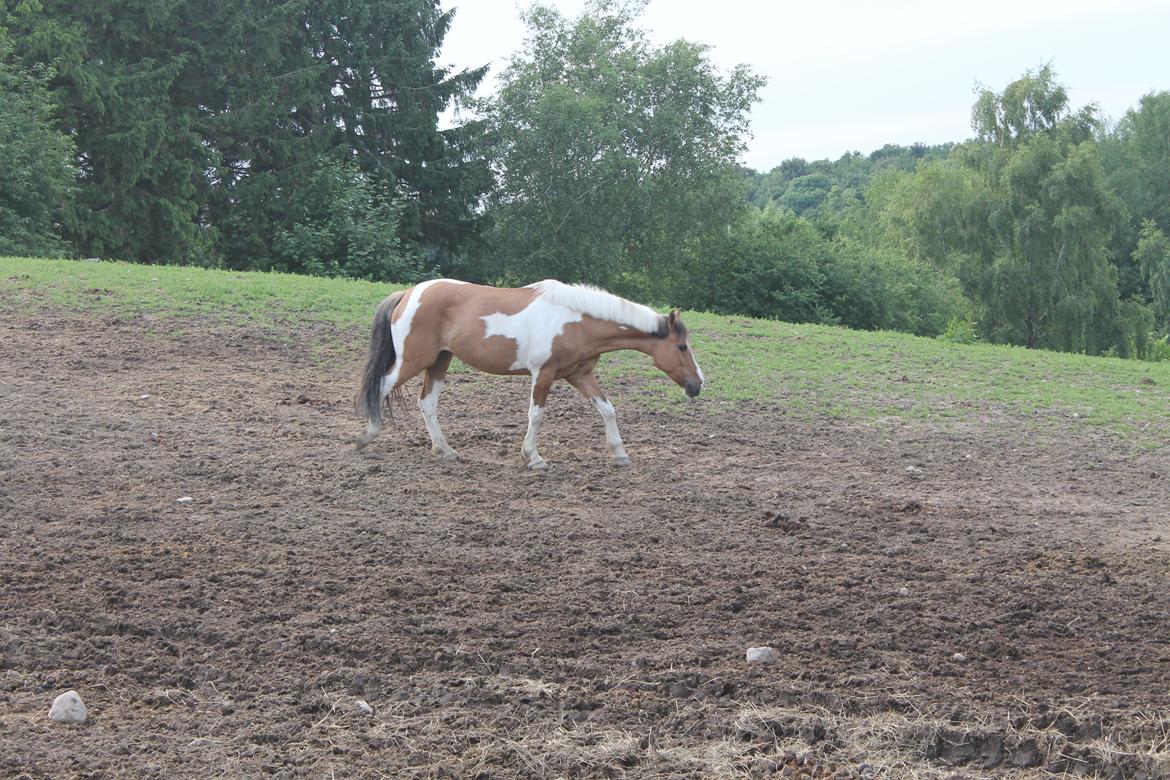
[479,0,763,296]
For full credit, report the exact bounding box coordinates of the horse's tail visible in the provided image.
[355,291,405,449]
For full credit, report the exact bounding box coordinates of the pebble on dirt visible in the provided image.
[355,699,374,715]
[48,691,87,724]
[174,497,194,504]
[952,652,969,663]
[746,646,777,664]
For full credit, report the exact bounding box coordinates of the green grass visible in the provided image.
[4,256,1169,439]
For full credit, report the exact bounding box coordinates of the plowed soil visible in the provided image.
[2,308,1169,779]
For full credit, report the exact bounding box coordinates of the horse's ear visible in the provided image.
[668,308,681,330]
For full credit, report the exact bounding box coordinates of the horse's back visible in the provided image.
[394,279,541,375]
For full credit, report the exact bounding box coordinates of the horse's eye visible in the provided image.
[678,344,688,351]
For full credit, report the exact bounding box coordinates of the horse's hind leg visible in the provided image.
[419,351,458,460]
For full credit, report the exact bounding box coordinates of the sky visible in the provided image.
[437,0,1170,171]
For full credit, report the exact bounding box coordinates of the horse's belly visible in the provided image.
[447,301,582,376]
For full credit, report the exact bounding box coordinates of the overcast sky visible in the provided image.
[438,0,1170,171]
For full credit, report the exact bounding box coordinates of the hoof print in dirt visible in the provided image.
[762,510,808,533]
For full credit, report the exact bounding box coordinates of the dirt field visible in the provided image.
[2,306,1169,779]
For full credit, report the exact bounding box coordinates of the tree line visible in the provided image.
[2,1,1168,359]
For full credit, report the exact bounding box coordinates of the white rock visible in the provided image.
[952,652,969,663]
[898,586,910,596]
[746,646,777,664]
[175,497,194,505]
[355,699,374,715]
[49,691,87,724]
[139,394,151,400]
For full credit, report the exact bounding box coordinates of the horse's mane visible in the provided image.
[528,280,664,335]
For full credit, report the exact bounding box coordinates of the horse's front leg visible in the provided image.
[522,369,555,469]
[567,373,631,467]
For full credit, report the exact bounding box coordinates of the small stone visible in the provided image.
[49,690,87,724]
[952,652,969,663]
[139,394,151,400]
[898,586,910,596]
[355,699,374,715]
[175,497,194,505]
[746,646,776,664]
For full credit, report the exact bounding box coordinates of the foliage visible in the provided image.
[7,0,488,276]
[822,241,966,336]
[266,157,424,281]
[860,67,1127,354]
[674,205,830,322]
[0,30,74,256]
[4,0,1170,362]
[1134,220,1170,330]
[937,316,979,345]
[1102,91,1170,299]
[478,0,763,297]
[671,206,964,336]
[745,144,953,232]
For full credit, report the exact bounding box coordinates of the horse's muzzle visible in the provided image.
[684,381,701,398]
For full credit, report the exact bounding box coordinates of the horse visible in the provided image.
[355,278,704,468]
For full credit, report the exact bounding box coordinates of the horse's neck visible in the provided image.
[586,320,660,356]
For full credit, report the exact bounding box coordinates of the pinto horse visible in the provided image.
[355,279,704,468]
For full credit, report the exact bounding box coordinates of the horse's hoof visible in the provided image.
[435,449,460,461]
[613,456,632,468]
[355,434,375,451]
[527,458,548,470]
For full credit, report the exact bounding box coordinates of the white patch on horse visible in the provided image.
[691,346,705,387]
[528,279,661,334]
[418,379,456,458]
[592,397,629,463]
[522,391,546,469]
[481,299,583,372]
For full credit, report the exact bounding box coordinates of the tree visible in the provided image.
[1134,220,1170,331]
[871,67,1127,353]
[0,30,74,256]
[479,0,764,296]
[10,0,214,263]
[1102,91,1170,299]
[206,0,491,275]
[10,0,489,276]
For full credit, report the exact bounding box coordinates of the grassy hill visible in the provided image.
[3,256,1168,443]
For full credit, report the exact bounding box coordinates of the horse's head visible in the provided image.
[652,309,704,398]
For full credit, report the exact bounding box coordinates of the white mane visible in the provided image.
[527,280,663,334]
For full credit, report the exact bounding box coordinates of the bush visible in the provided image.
[674,206,830,322]
[823,242,967,336]
[938,316,980,344]
[223,156,424,282]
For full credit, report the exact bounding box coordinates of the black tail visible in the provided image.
[355,291,405,448]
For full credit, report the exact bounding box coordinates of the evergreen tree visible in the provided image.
[0,29,74,256]
[9,0,489,277]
